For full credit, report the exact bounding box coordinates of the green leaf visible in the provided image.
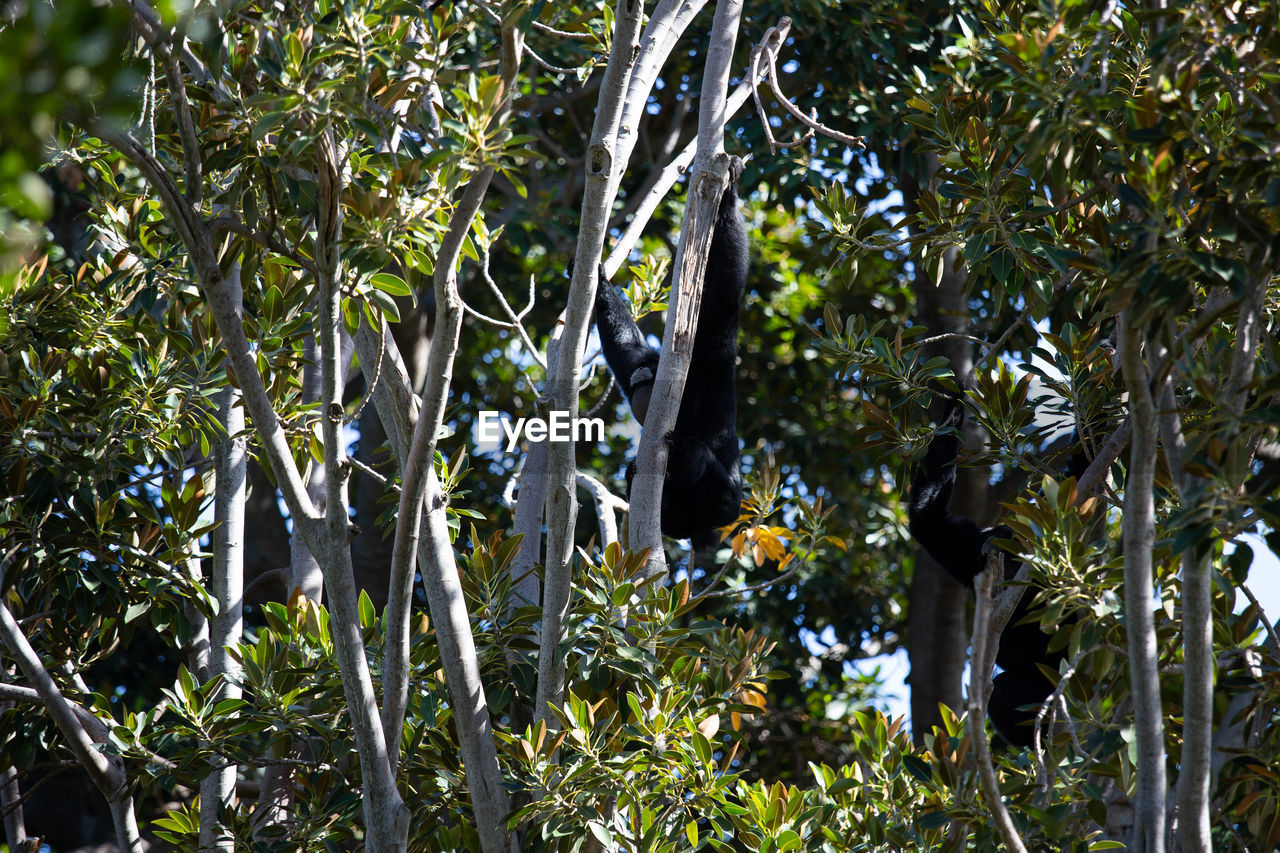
[263,285,283,324]
[902,754,934,783]
[692,730,713,766]
[369,272,412,297]
[587,822,613,847]
[251,112,283,143]
[369,289,402,323]
[286,31,303,68]
[125,601,149,624]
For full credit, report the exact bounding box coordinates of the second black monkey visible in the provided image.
[908,396,1086,748]
[593,156,748,548]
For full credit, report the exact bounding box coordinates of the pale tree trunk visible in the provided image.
[581,8,743,850]
[537,0,645,732]
[1118,310,1166,853]
[969,556,1028,853]
[506,377,555,736]
[371,20,524,853]
[355,310,519,853]
[1166,262,1270,851]
[200,265,247,853]
[313,128,409,852]
[629,0,743,582]
[87,19,410,848]
[294,337,328,602]
[510,427,550,613]
[185,553,211,680]
[1,756,24,849]
[508,327,560,623]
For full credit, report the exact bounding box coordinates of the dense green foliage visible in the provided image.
[1,0,1278,850]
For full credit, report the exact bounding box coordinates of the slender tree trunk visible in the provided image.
[628,0,742,582]
[185,554,211,680]
[200,266,246,853]
[538,0,645,731]
[1119,310,1166,853]
[1,761,25,849]
[313,129,409,853]
[293,336,327,602]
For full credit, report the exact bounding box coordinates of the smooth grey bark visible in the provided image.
[1168,262,1270,853]
[969,555,1029,853]
[507,326,560,621]
[380,166,492,764]
[503,331,560,744]
[630,0,743,582]
[200,265,246,853]
[537,0,645,732]
[373,20,523,852]
[185,554,212,681]
[353,312,518,853]
[291,338,327,603]
[1,761,24,849]
[1118,310,1167,853]
[610,0,711,204]
[605,74,761,280]
[576,472,625,547]
[314,129,410,853]
[1154,363,1207,853]
[509,437,549,612]
[379,170,516,853]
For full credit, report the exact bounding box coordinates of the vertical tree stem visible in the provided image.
[1118,309,1167,853]
[969,554,1029,853]
[200,265,246,853]
[538,0,645,733]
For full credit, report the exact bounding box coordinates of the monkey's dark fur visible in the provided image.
[593,156,748,549]
[908,397,1084,747]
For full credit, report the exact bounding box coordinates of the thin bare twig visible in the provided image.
[531,18,594,39]
[1240,583,1280,655]
[582,373,616,418]
[1033,645,1091,786]
[694,558,734,598]
[700,559,802,599]
[749,17,865,154]
[467,243,546,370]
[348,454,396,490]
[346,317,384,426]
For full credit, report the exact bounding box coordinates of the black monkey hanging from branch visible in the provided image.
[592,154,749,551]
[908,393,1091,748]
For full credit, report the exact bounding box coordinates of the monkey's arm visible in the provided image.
[906,399,989,586]
[593,266,660,423]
